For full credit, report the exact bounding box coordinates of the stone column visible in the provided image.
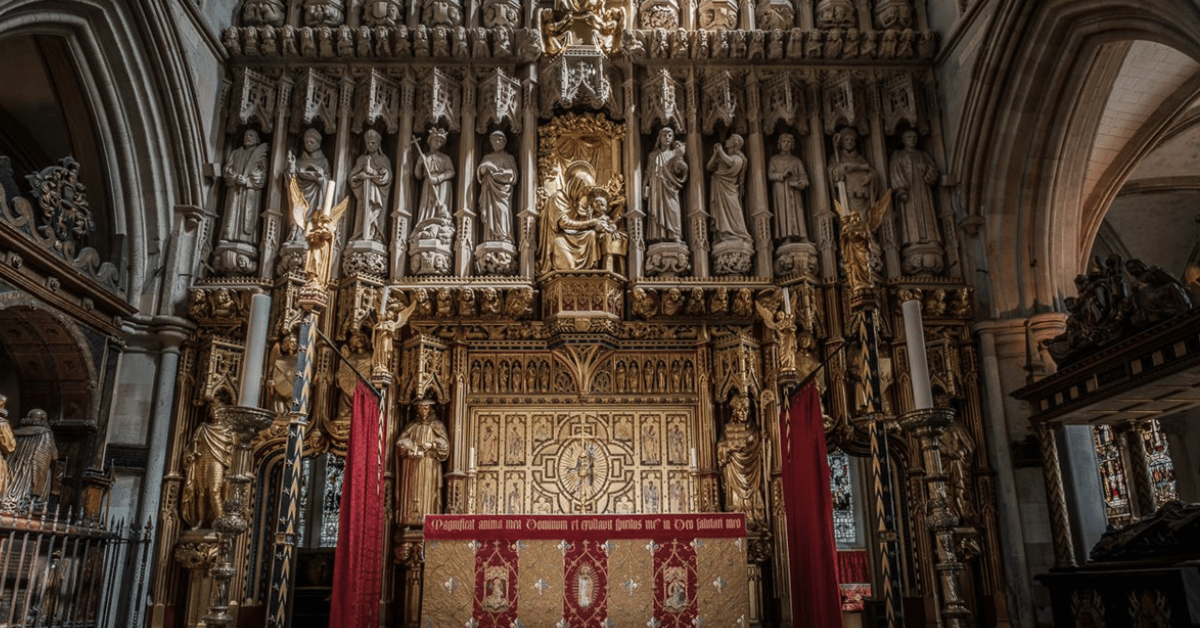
[746,72,773,277]
[329,75,358,272]
[517,73,539,278]
[260,75,296,281]
[1059,423,1107,560]
[623,76,645,279]
[455,77,478,277]
[391,75,417,279]
[806,82,836,281]
[685,70,710,277]
[445,342,470,513]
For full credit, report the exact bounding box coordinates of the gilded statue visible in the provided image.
[541,0,622,55]
[4,409,59,508]
[707,134,752,245]
[890,129,941,248]
[301,195,350,289]
[396,400,451,527]
[537,162,624,273]
[756,295,798,374]
[941,420,976,522]
[0,396,18,497]
[373,293,418,381]
[644,127,688,243]
[286,128,330,242]
[220,129,270,244]
[837,190,891,294]
[349,129,393,243]
[336,331,374,427]
[267,323,301,415]
[180,408,234,528]
[414,127,455,227]
[716,396,765,528]
[768,133,810,241]
[477,130,517,244]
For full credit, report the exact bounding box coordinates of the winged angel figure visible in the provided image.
[288,175,349,289]
[836,189,892,294]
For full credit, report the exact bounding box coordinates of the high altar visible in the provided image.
[150,0,1008,626]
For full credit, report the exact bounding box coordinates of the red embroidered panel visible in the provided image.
[562,539,609,627]
[473,539,519,627]
[652,539,697,628]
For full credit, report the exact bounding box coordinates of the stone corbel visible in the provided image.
[289,68,340,135]
[228,67,278,134]
[641,68,686,135]
[352,69,400,135]
[415,68,463,133]
[476,68,522,134]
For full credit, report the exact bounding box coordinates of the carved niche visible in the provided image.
[641,69,686,135]
[290,68,340,134]
[477,68,523,133]
[761,70,807,134]
[352,69,400,134]
[701,70,745,134]
[229,67,277,134]
[416,68,463,133]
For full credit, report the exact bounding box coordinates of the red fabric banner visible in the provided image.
[837,549,870,584]
[780,383,844,628]
[329,381,383,628]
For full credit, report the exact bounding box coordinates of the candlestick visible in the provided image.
[902,297,934,410]
[238,292,272,407]
[322,180,335,216]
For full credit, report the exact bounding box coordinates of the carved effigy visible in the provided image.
[476,131,519,275]
[396,400,451,526]
[707,135,753,275]
[890,128,944,275]
[180,408,234,528]
[1047,255,1194,366]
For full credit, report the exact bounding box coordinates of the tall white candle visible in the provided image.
[902,297,934,410]
[322,179,335,216]
[782,287,792,315]
[239,292,273,407]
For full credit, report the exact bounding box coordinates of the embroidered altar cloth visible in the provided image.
[422,513,749,627]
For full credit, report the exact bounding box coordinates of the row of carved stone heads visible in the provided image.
[212,122,949,280]
[222,23,936,61]
[237,0,921,36]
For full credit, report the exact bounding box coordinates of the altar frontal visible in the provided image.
[422,513,749,627]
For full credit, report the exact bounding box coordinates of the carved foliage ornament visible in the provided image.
[25,156,95,249]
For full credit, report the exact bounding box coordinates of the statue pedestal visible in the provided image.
[645,241,691,278]
[474,240,517,276]
[541,270,624,337]
[343,239,388,277]
[409,220,455,276]
[774,241,819,277]
[712,239,754,276]
[901,241,945,276]
[211,240,259,276]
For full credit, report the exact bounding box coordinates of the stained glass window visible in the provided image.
[320,453,345,547]
[828,448,856,546]
[1141,419,1177,507]
[1093,425,1131,527]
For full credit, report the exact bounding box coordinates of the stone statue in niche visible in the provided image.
[889,128,944,275]
[214,128,269,273]
[828,127,878,218]
[415,127,455,227]
[716,395,765,529]
[0,397,17,499]
[304,0,345,26]
[537,162,624,273]
[769,133,810,241]
[396,399,451,527]
[362,0,402,27]
[707,135,754,275]
[180,407,233,528]
[644,127,687,244]
[409,127,456,276]
[287,129,331,243]
[350,129,392,243]
[476,131,519,275]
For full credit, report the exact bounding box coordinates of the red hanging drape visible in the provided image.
[330,381,384,628]
[780,383,844,628]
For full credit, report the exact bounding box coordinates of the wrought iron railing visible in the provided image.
[0,507,152,628]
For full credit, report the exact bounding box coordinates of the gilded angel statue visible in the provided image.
[836,189,892,294]
[287,175,349,289]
